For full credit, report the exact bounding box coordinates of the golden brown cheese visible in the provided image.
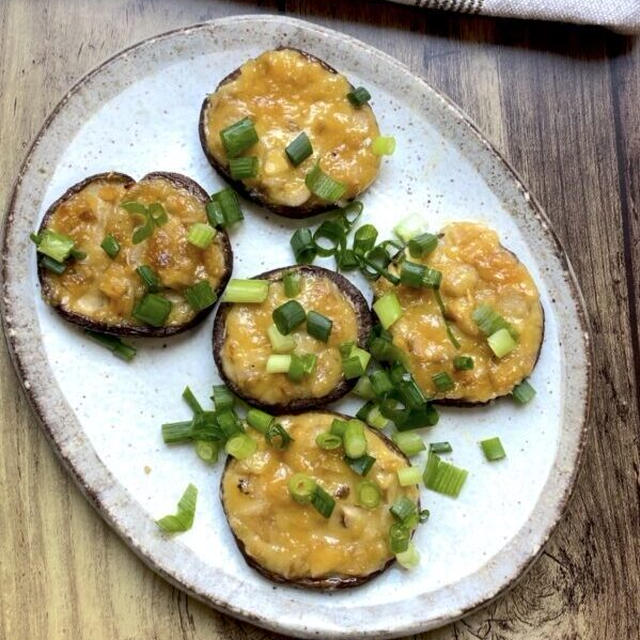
[222,412,418,582]
[220,273,358,405]
[41,176,229,328]
[203,49,381,208]
[373,222,543,403]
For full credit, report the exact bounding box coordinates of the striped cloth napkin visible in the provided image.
[390,0,640,33]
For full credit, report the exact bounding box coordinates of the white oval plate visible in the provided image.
[1,15,591,639]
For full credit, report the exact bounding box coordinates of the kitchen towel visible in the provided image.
[389,0,640,33]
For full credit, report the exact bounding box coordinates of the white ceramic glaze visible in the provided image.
[0,16,591,639]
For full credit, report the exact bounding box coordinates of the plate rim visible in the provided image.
[0,14,593,639]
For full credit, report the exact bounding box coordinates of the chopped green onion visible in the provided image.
[246,408,274,434]
[288,473,317,504]
[344,419,367,458]
[161,421,194,444]
[343,355,365,379]
[346,86,371,107]
[156,483,198,533]
[357,480,381,509]
[101,234,120,259]
[389,522,410,553]
[330,419,349,437]
[132,293,172,327]
[306,310,333,342]
[225,433,257,460]
[352,376,375,399]
[283,271,301,297]
[316,432,343,450]
[220,117,258,158]
[373,292,403,329]
[339,341,356,358]
[399,261,427,288]
[229,156,259,180]
[122,203,155,244]
[272,300,306,335]
[287,354,306,382]
[290,228,317,264]
[429,441,452,454]
[222,279,269,303]
[433,289,460,349]
[408,232,438,258]
[338,201,364,229]
[195,440,218,463]
[432,371,454,392]
[212,384,235,411]
[305,164,346,202]
[390,496,419,525]
[512,379,536,404]
[370,370,394,397]
[211,187,244,227]
[344,454,375,476]
[360,245,398,283]
[265,422,293,450]
[480,436,506,461]
[216,409,244,438]
[310,484,335,518]
[453,355,474,371]
[182,386,203,414]
[187,222,216,249]
[312,220,346,256]
[487,328,517,358]
[266,354,292,374]
[397,466,423,487]
[422,267,443,289]
[40,255,66,274]
[84,330,136,362]
[267,323,296,353]
[285,132,313,166]
[136,265,160,292]
[191,412,225,442]
[368,336,407,365]
[472,304,517,338]
[148,203,168,226]
[393,432,426,457]
[338,248,360,270]
[396,541,420,569]
[35,229,75,263]
[184,280,217,311]
[423,451,468,497]
[357,402,388,429]
[393,214,425,242]
[206,199,225,227]
[371,136,396,156]
[353,224,378,256]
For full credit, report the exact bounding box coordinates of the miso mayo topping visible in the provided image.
[373,222,543,403]
[222,412,418,580]
[41,176,228,327]
[220,273,359,405]
[203,49,381,208]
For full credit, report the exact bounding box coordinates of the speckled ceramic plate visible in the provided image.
[0,15,591,639]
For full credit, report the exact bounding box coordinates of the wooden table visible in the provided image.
[1,1,638,638]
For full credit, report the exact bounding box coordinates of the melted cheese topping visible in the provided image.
[203,49,381,208]
[220,273,359,405]
[373,222,543,403]
[41,176,229,328]
[223,412,418,581]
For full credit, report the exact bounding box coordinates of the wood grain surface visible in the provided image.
[1,1,638,638]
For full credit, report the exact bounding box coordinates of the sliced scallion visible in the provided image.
[285,131,313,166]
[400,261,427,288]
[182,386,203,414]
[283,271,301,297]
[35,230,75,263]
[267,323,296,353]
[472,304,517,339]
[370,370,394,397]
[344,454,376,476]
[393,431,426,457]
[373,292,403,329]
[246,408,274,434]
[432,371,454,392]
[352,376,375,400]
[316,432,342,450]
[288,473,316,504]
[305,164,346,202]
[346,86,371,107]
[40,255,66,274]
[330,419,349,438]
[357,480,381,509]
[371,136,396,156]
[211,187,244,227]
[161,421,194,444]
[84,330,136,362]
[136,265,160,292]
[453,355,474,371]
[312,220,346,256]
[423,451,468,497]
[344,419,367,458]
[132,293,172,327]
[429,441,452,454]
[272,300,306,335]
[206,199,225,227]
[310,484,335,518]
[212,384,234,411]
[512,379,536,405]
[353,224,378,256]
[290,228,316,264]
[266,354,292,374]
[396,541,420,569]
[101,234,120,259]
[342,355,365,379]
[265,422,293,450]
[187,222,216,249]
[397,466,423,487]
[306,310,333,342]
[220,117,258,158]
[195,440,218,463]
[156,483,198,533]
[389,522,410,554]
[408,232,438,258]
[225,433,257,460]
[229,156,258,180]
[184,280,217,311]
[487,328,517,358]
[221,279,269,303]
[393,214,425,243]
[480,436,506,461]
